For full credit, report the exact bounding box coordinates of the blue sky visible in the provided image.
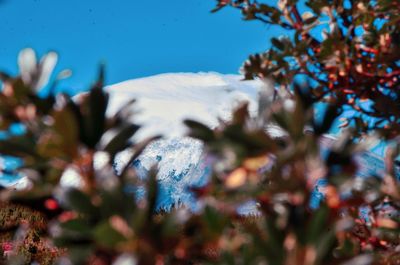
[0,0,284,94]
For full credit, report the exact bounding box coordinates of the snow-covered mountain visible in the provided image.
[106,72,264,209]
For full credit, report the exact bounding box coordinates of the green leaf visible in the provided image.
[313,104,341,135]
[303,16,318,25]
[67,246,94,265]
[102,123,140,157]
[271,37,285,51]
[94,220,126,248]
[232,103,249,126]
[223,126,277,156]
[184,119,215,142]
[112,98,136,125]
[119,135,161,178]
[146,168,158,221]
[203,206,228,235]
[259,4,276,14]
[67,189,98,216]
[0,136,37,158]
[61,218,92,232]
[53,107,79,157]
[211,5,226,13]
[80,65,109,148]
[307,205,329,244]
[265,217,285,263]
[99,188,137,219]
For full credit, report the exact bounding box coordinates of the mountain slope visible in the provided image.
[106,72,264,209]
[106,72,262,139]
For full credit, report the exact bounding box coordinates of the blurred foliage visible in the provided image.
[214,0,400,137]
[0,0,399,264]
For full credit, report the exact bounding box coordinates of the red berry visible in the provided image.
[44,199,59,210]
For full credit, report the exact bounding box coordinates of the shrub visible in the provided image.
[0,1,399,264]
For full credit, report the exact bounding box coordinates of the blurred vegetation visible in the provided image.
[0,0,400,264]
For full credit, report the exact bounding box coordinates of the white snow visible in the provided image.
[106,72,263,139]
